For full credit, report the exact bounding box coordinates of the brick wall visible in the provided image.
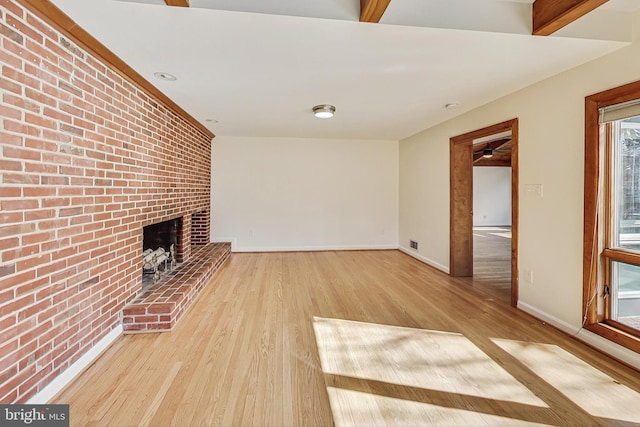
[177,213,191,263]
[191,210,210,247]
[0,0,213,403]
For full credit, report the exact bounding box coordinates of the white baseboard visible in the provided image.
[518,302,640,370]
[231,244,399,253]
[27,325,123,404]
[398,246,449,274]
[517,302,582,335]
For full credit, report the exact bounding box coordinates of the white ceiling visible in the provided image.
[49,0,639,140]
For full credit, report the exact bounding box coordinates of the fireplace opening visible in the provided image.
[142,218,181,290]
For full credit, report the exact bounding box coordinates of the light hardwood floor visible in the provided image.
[53,250,640,426]
[471,226,512,302]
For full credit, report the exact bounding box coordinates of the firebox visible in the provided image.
[141,218,181,289]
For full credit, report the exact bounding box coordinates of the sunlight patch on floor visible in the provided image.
[491,232,512,238]
[492,338,640,424]
[313,317,549,426]
[325,387,549,427]
[473,227,510,232]
[473,227,512,239]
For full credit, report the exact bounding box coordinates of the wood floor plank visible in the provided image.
[52,250,640,426]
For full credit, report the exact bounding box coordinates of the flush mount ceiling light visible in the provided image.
[154,71,177,81]
[483,148,493,158]
[313,104,336,119]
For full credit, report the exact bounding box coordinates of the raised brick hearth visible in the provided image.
[123,242,231,332]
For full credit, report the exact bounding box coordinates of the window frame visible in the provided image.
[584,80,640,353]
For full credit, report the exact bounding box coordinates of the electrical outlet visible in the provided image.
[524,269,534,283]
[410,240,418,250]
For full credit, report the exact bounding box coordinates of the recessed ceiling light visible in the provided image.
[154,71,177,81]
[313,104,336,119]
[445,102,459,110]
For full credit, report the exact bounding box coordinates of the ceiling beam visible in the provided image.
[532,0,608,36]
[360,0,392,23]
[486,138,511,151]
[165,0,190,7]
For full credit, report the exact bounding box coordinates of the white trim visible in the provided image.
[518,302,640,370]
[517,302,581,335]
[231,244,399,253]
[619,290,640,299]
[27,325,123,404]
[398,246,450,274]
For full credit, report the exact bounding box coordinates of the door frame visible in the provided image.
[449,118,519,307]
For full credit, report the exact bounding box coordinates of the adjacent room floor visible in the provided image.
[53,250,640,426]
[472,226,512,302]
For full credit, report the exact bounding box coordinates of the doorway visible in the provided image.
[472,145,512,299]
[449,119,519,306]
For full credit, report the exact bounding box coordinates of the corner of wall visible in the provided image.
[398,247,450,274]
[634,10,640,41]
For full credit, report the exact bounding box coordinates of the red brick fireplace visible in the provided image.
[123,210,230,333]
[0,0,228,403]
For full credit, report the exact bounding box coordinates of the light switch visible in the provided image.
[525,184,543,197]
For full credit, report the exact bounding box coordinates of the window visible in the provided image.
[584,82,640,353]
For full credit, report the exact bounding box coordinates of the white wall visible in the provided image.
[399,36,640,353]
[473,167,511,226]
[211,136,398,251]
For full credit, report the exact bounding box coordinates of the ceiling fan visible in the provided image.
[473,138,511,161]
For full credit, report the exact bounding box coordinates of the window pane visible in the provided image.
[612,116,640,251]
[611,261,640,330]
